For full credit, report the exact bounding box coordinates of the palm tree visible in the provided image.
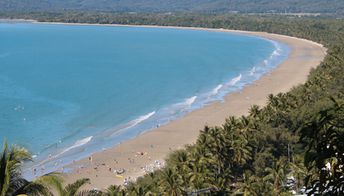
[172,150,190,192]
[231,136,252,166]
[289,160,307,193]
[200,125,240,191]
[223,116,239,132]
[267,94,278,108]
[263,157,289,194]
[159,168,182,196]
[101,185,126,196]
[231,117,253,166]
[248,105,261,120]
[299,97,344,194]
[188,159,208,191]
[234,173,259,196]
[127,183,152,196]
[38,173,90,196]
[0,141,48,196]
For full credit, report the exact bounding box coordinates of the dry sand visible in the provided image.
[58,24,326,189]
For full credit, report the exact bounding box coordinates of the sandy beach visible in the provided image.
[55,24,327,189]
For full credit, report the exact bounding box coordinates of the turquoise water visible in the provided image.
[0,23,289,178]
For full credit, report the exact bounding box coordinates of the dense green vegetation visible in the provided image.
[0,0,344,15]
[0,13,343,195]
[1,12,343,44]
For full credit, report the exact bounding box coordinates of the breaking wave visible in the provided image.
[123,111,156,130]
[227,74,242,86]
[58,136,93,156]
[184,96,197,106]
[212,84,223,95]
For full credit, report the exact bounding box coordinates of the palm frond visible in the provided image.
[37,173,65,196]
[65,178,90,196]
[0,142,10,196]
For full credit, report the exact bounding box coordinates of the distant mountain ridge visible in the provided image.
[0,0,343,14]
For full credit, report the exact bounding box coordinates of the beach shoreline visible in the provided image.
[13,20,326,189]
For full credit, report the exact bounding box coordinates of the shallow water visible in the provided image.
[0,23,289,178]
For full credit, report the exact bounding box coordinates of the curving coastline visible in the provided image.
[28,23,326,189]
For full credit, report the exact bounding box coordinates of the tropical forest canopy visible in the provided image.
[0,0,344,16]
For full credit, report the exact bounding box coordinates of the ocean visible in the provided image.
[0,23,289,178]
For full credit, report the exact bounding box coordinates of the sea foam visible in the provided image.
[57,136,93,157]
[109,111,157,137]
[249,67,256,76]
[212,84,223,95]
[185,96,197,106]
[227,74,242,86]
[124,111,156,130]
[36,136,94,166]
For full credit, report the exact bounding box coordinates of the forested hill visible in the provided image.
[0,0,343,15]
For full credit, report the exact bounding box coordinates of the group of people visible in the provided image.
[84,149,164,186]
